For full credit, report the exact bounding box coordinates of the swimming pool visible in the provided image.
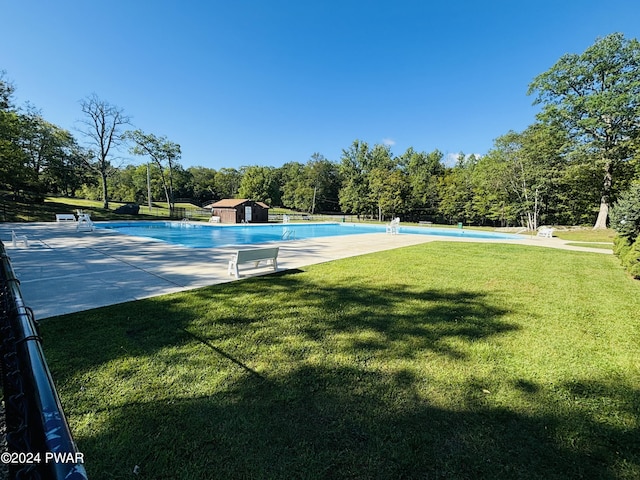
[95,221,522,249]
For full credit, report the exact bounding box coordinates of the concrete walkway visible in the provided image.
[1,222,611,320]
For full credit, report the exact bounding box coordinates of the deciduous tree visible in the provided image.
[0,72,29,193]
[238,165,280,205]
[399,148,445,219]
[528,33,640,229]
[184,167,216,205]
[124,129,181,211]
[437,154,477,224]
[79,94,130,208]
[339,140,374,217]
[214,168,242,200]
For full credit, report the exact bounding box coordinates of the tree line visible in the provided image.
[2,33,639,228]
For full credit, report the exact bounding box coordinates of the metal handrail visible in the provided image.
[0,240,88,479]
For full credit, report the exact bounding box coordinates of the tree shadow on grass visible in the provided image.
[40,270,639,478]
[75,364,639,479]
[184,272,518,360]
[42,270,519,381]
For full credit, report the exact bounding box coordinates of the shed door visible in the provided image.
[245,206,252,222]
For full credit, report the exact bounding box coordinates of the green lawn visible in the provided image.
[553,228,616,243]
[0,195,207,222]
[41,242,640,479]
[552,229,615,251]
[566,242,614,250]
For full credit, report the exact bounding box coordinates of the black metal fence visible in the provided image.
[0,240,88,479]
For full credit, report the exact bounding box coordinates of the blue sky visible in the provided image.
[2,1,640,169]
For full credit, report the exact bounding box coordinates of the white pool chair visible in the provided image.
[537,226,554,238]
[77,213,94,232]
[386,217,400,235]
[12,230,28,247]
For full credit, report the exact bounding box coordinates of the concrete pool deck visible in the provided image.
[1,222,611,320]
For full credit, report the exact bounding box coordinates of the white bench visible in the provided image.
[56,213,76,222]
[12,230,28,247]
[228,247,279,278]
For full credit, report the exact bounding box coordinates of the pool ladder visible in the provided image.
[282,228,296,240]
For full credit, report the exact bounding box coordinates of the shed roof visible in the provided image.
[207,199,270,209]
[209,198,249,208]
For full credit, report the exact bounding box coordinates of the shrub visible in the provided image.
[613,235,640,279]
[114,203,140,215]
[623,236,640,279]
[610,183,640,243]
[611,184,640,279]
[613,235,631,259]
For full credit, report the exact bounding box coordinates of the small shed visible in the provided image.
[205,199,270,224]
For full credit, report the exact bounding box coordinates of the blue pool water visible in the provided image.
[95,221,522,249]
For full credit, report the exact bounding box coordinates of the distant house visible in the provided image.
[204,199,270,224]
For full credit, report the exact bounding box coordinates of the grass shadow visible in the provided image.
[43,270,518,383]
[72,364,639,479]
[38,244,640,479]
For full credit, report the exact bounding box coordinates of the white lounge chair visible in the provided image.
[386,217,400,235]
[77,212,94,232]
[537,226,554,238]
[12,230,28,247]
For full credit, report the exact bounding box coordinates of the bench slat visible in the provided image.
[236,248,279,262]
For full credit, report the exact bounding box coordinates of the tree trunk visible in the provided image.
[167,156,175,212]
[155,161,171,212]
[100,171,109,209]
[593,201,609,230]
[593,160,613,230]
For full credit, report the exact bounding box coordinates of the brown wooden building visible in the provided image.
[205,199,270,224]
